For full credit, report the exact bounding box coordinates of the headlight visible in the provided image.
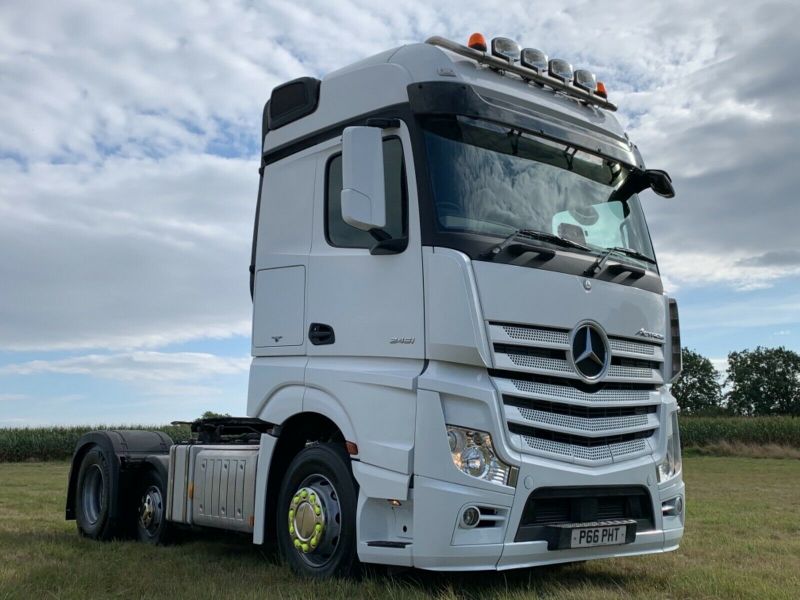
[446,426,513,485]
[657,411,682,482]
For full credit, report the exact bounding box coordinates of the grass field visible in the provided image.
[0,457,798,600]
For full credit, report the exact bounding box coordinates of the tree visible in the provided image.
[725,347,800,416]
[671,348,723,414]
[201,410,231,419]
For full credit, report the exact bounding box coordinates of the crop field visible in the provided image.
[0,457,798,599]
[3,417,799,462]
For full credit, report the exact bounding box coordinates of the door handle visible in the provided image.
[308,323,335,345]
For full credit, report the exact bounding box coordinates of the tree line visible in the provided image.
[672,346,800,416]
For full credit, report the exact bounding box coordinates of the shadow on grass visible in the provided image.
[6,525,664,598]
[159,528,661,597]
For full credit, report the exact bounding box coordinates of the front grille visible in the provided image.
[515,486,655,543]
[488,322,664,466]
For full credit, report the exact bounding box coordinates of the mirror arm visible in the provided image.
[368,228,391,242]
[370,236,408,256]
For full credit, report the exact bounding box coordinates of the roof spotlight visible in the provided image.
[548,58,573,83]
[573,69,597,92]
[491,37,521,62]
[520,48,548,73]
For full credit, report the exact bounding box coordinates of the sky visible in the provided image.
[1,0,798,426]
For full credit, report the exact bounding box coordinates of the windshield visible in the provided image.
[422,116,657,267]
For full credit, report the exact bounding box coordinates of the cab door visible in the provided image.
[304,122,424,474]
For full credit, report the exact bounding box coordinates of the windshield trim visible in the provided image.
[419,115,659,274]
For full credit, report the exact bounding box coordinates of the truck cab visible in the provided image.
[67,34,684,578]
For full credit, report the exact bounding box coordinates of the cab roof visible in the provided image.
[263,40,629,157]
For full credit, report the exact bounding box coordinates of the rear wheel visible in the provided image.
[136,469,170,544]
[75,446,116,540]
[276,443,359,578]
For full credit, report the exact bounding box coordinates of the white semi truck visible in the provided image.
[66,34,685,578]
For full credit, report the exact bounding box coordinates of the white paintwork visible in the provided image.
[252,433,278,545]
[423,247,492,368]
[263,43,629,156]
[252,266,305,347]
[341,126,386,231]
[159,37,684,571]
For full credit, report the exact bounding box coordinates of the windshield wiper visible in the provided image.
[586,246,656,277]
[484,228,590,260]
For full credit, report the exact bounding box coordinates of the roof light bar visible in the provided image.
[573,69,596,92]
[548,58,573,82]
[520,48,548,73]
[467,32,487,52]
[424,36,617,111]
[490,37,521,62]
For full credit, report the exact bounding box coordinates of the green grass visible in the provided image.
[1,457,798,599]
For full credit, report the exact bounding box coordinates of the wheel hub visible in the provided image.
[286,474,342,566]
[289,486,325,552]
[139,486,162,532]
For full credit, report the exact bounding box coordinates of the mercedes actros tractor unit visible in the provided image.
[66,34,685,578]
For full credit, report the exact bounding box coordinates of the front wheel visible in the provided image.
[276,443,359,578]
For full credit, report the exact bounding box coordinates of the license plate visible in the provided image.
[570,524,628,548]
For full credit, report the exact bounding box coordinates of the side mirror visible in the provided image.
[341,126,386,231]
[646,169,675,198]
[608,168,675,202]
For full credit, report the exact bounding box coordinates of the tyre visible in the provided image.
[135,468,170,544]
[276,443,359,578]
[75,446,117,540]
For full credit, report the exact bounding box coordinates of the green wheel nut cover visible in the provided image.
[301,543,309,553]
[293,539,301,549]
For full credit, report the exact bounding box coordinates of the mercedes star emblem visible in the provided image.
[570,322,610,381]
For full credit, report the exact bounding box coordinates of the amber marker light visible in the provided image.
[595,81,608,98]
[467,32,487,52]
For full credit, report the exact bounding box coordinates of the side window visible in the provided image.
[326,137,406,248]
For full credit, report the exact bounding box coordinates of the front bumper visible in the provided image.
[410,458,684,571]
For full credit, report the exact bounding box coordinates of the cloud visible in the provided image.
[0,0,798,360]
[0,351,250,382]
[0,394,28,402]
[0,153,254,350]
[738,251,800,269]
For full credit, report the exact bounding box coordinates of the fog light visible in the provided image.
[461,506,480,528]
[675,496,684,515]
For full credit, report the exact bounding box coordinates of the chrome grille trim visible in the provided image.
[498,378,655,406]
[489,320,665,466]
[494,352,663,384]
[489,323,663,361]
[609,338,659,357]
[516,434,651,465]
[491,323,569,348]
[504,353,573,374]
[505,405,658,436]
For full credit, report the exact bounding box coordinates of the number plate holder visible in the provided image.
[544,519,637,550]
